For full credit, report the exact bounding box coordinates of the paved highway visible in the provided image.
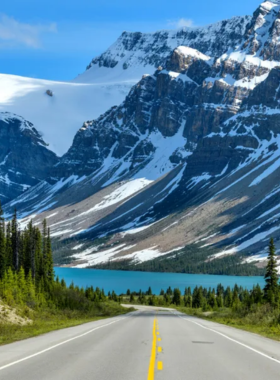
[0,305,280,379]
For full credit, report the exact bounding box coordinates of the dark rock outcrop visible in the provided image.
[0,113,58,203]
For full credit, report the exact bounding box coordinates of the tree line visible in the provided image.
[0,205,110,312]
[0,206,53,293]
[96,244,265,276]
[124,238,280,310]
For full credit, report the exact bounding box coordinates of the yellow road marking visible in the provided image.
[158,338,161,342]
[157,332,159,335]
[158,361,163,370]
[158,347,162,353]
[147,319,157,380]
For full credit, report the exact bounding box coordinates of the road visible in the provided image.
[0,305,280,379]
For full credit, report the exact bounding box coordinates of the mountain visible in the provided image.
[2,1,280,274]
[0,13,251,157]
[0,112,58,203]
[76,14,250,83]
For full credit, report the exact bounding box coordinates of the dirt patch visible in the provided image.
[0,300,32,326]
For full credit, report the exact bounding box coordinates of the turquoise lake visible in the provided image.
[54,268,266,295]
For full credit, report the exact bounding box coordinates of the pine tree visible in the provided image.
[5,267,15,304]
[172,288,181,306]
[184,294,192,307]
[45,228,54,286]
[17,267,27,303]
[208,291,218,309]
[42,219,47,260]
[251,284,263,304]
[5,222,13,269]
[34,227,43,288]
[264,238,279,303]
[147,286,152,296]
[18,230,24,270]
[28,221,36,280]
[192,287,205,308]
[23,227,31,276]
[0,202,6,278]
[224,287,233,307]
[11,209,19,271]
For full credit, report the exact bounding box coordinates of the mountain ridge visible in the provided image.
[1,1,280,274]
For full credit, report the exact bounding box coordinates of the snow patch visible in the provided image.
[176,46,211,62]
[81,179,152,216]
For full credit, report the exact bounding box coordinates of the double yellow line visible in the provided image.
[147,318,163,380]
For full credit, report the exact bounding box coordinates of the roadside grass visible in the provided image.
[0,302,134,346]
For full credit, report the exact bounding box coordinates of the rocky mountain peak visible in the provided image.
[0,113,58,203]
[82,15,251,82]
[243,1,280,58]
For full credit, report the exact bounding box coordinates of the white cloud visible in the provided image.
[0,14,57,48]
[168,18,194,29]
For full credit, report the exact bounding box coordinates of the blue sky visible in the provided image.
[0,0,262,81]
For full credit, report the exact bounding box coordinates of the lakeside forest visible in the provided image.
[0,206,279,343]
[0,206,131,344]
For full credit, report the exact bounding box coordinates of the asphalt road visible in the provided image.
[0,305,280,379]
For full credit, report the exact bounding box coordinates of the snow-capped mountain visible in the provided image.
[0,13,251,157]
[2,1,280,273]
[79,15,250,84]
[0,113,58,203]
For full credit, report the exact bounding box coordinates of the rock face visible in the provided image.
[85,16,251,73]
[55,43,259,181]
[4,1,280,271]
[0,113,58,203]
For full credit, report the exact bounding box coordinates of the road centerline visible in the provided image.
[147,318,157,380]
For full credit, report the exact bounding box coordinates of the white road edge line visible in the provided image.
[177,314,280,365]
[0,314,134,372]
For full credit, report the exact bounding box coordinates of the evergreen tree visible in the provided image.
[42,219,47,260]
[216,294,223,308]
[27,221,36,280]
[192,287,204,308]
[251,284,263,304]
[45,228,54,286]
[208,290,217,309]
[264,238,279,303]
[172,288,181,306]
[166,286,173,296]
[11,209,19,271]
[34,227,43,287]
[147,286,152,296]
[164,292,171,305]
[0,202,6,278]
[184,294,192,308]
[17,267,27,303]
[224,287,233,307]
[5,222,13,269]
